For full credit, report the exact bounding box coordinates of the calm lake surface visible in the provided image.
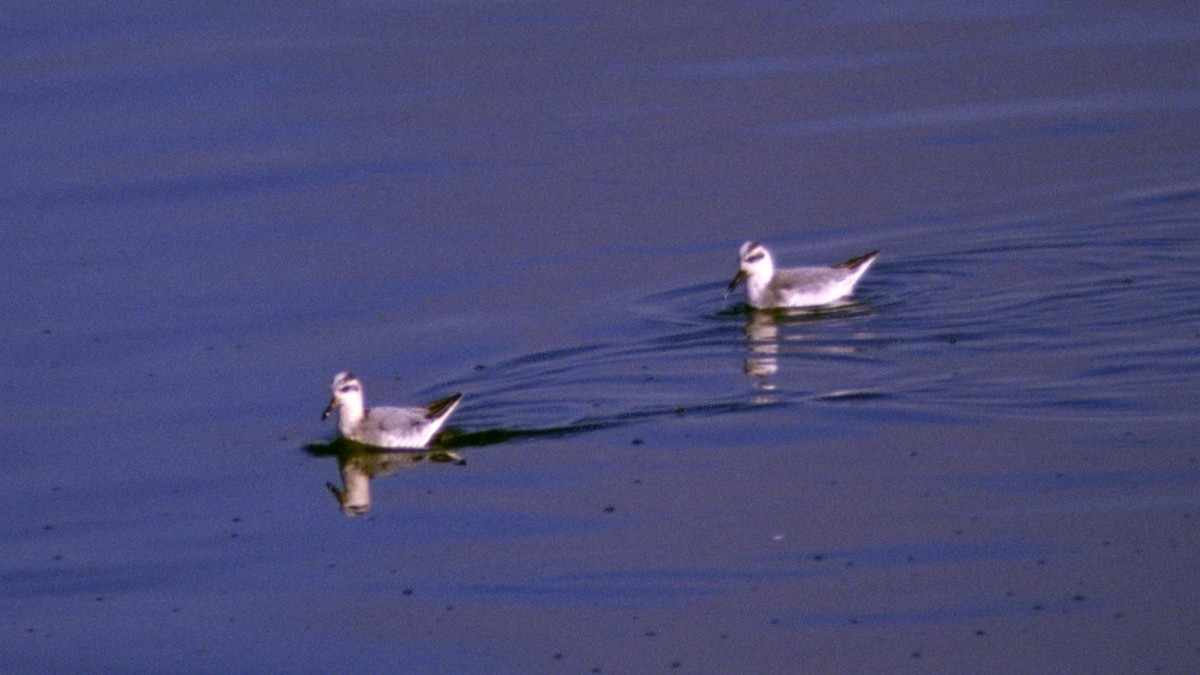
[3,2,1199,672]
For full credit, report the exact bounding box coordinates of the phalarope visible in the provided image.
[728,241,880,309]
[322,372,463,448]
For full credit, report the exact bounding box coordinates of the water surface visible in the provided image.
[2,2,1199,672]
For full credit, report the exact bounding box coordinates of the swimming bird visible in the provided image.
[728,241,880,309]
[321,371,463,448]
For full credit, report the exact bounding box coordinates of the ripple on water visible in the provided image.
[871,187,1200,422]
[428,184,1197,445]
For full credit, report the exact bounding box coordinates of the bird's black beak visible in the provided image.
[321,398,338,420]
[727,269,747,294]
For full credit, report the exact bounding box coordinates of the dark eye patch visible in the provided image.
[745,252,765,263]
[338,384,359,394]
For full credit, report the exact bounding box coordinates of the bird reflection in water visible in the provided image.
[743,310,780,401]
[740,303,873,404]
[311,439,465,516]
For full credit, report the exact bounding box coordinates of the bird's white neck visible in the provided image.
[337,396,366,434]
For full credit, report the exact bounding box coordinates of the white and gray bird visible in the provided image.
[728,241,879,309]
[321,372,463,448]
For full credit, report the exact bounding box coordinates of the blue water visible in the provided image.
[2,2,1199,672]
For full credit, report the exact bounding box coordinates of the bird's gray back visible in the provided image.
[355,405,436,446]
[772,265,848,290]
[365,406,426,433]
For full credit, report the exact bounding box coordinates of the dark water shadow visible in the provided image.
[437,398,778,449]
